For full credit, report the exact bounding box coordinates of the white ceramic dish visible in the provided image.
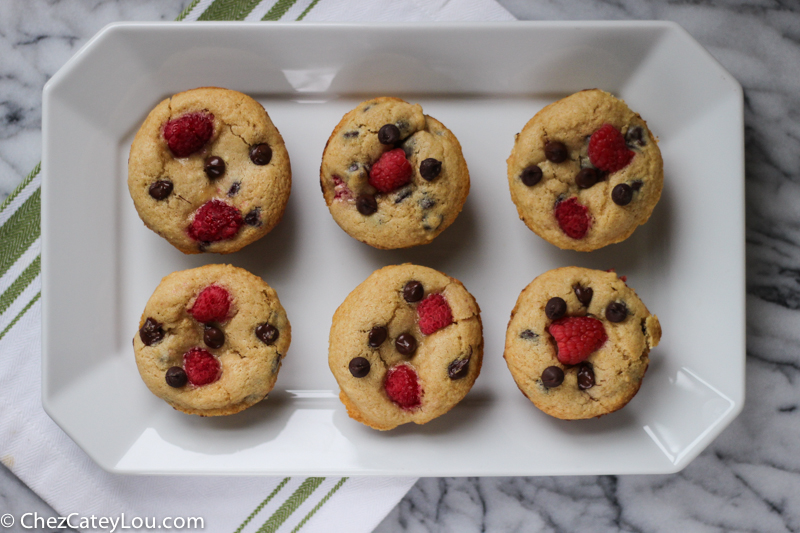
[41,22,744,475]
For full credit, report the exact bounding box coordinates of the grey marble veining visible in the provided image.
[1,0,799,532]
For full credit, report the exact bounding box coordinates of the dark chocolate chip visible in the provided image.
[545,141,568,163]
[403,281,424,302]
[420,197,435,210]
[394,188,412,204]
[139,317,164,346]
[575,168,599,189]
[606,302,628,323]
[256,323,279,345]
[612,183,634,206]
[349,357,371,378]
[625,126,645,147]
[368,326,387,347]
[541,366,565,388]
[574,286,593,306]
[356,194,377,216]
[395,333,417,356]
[204,156,225,179]
[165,366,187,388]
[244,208,262,226]
[448,358,470,380]
[227,182,240,196]
[348,162,359,172]
[521,165,542,186]
[378,124,401,145]
[577,362,595,390]
[545,297,567,320]
[148,180,173,200]
[249,143,272,165]
[204,325,225,349]
[343,130,359,139]
[419,158,442,181]
[520,329,538,341]
[631,180,643,191]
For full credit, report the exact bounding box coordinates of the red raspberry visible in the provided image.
[189,285,230,323]
[384,364,421,409]
[417,293,454,335]
[163,112,214,157]
[188,200,243,242]
[332,175,352,201]
[554,197,591,239]
[588,124,634,173]
[183,348,221,386]
[368,148,412,193]
[548,316,608,365]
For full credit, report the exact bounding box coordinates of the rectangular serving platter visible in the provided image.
[42,21,744,475]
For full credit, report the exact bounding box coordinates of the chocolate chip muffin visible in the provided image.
[134,264,291,416]
[320,97,470,249]
[504,267,661,420]
[507,89,663,251]
[329,264,483,430]
[128,87,291,254]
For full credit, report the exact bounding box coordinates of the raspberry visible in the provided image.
[384,364,421,409]
[588,124,634,173]
[163,112,214,157]
[554,197,590,239]
[189,285,230,323]
[332,175,352,201]
[417,294,454,335]
[368,148,412,193]
[183,348,221,386]
[548,316,608,365]
[188,200,243,242]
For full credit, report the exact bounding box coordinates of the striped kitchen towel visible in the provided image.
[0,0,515,532]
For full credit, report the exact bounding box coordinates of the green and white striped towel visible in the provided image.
[0,0,514,531]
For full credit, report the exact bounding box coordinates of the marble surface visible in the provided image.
[1,0,798,531]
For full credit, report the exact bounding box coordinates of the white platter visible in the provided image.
[41,22,744,475]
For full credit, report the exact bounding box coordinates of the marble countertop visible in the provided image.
[2,0,798,531]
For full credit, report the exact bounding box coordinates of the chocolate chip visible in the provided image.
[520,329,538,340]
[244,208,262,226]
[631,180,643,191]
[348,162,359,172]
[521,165,542,186]
[356,194,377,215]
[227,182,240,196]
[394,188,412,204]
[625,126,645,147]
[204,156,225,179]
[612,183,634,206]
[343,130,359,138]
[420,197,435,210]
[368,326,387,347]
[165,366,187,388]
[403,281,424,302]
[420,158,442,181]
[448,357,470,380]
[249,143,272,165]
[378,124,401,145]
[541,366,564,388]
[148,180,173,200]
[574,286,593,306]
[545,297,567,320]
[256,323,279,344]
[395,333,417,356]
[349,357,370,378]
[139,318,164,346]
[575,168,599,189]
[606,302,627,322]
[577,362,595,390]
[545,141,568,163]
[204,325,225,349]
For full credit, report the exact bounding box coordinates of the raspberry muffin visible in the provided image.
[134,264,291,416]
[128,87,291,254]
[320,97,470,249]
[504,267,661,419]
[329,264,483,430]
[507,89,663,251]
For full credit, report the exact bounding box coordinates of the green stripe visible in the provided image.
[261,0,298,20]
[296,0,321,20]
[290,478,348,533]
[0,187,40,282]
[0,162,40,214]
[234,477,290,533]
[0,291,40,343]
[197,0,262,20]
[176,0,202,21]
[256,478,325,533]
[0,255,40,317]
